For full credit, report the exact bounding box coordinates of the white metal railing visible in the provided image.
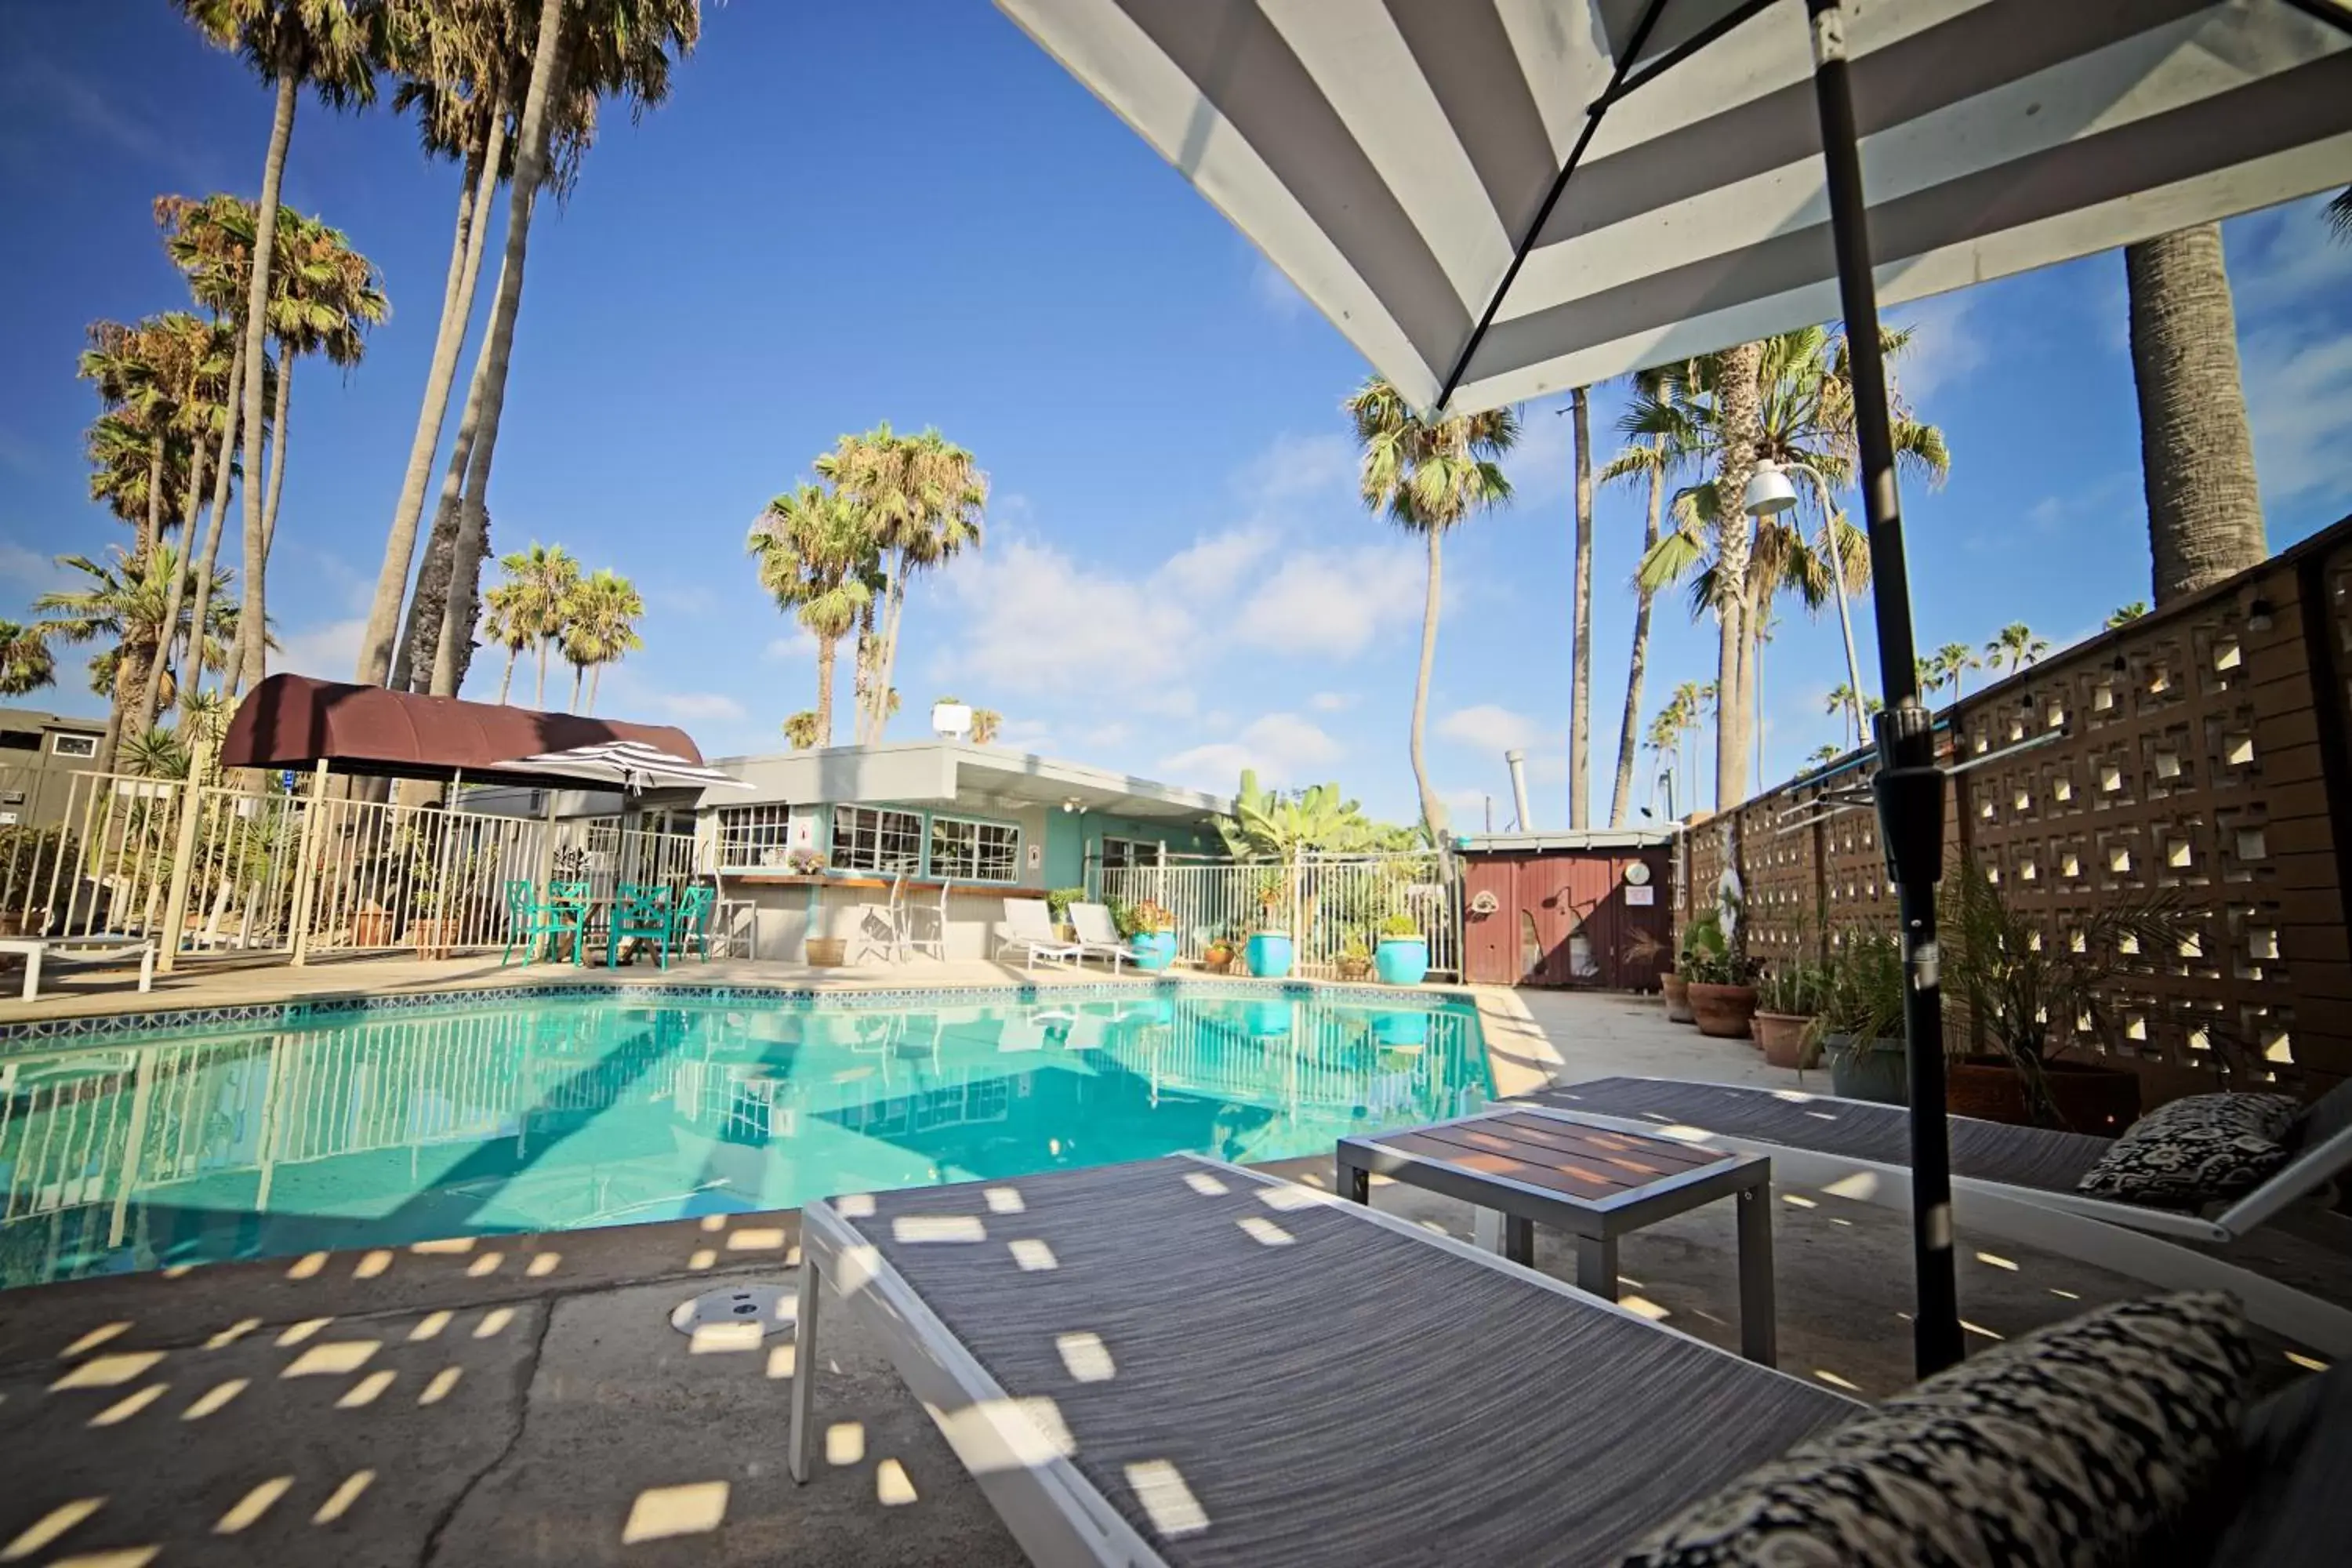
[552,820,706,909]
[1095,851,1459,978]
[297,792,548,954]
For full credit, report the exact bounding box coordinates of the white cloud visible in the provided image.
[659,692,748,724]
[1249,255,1309,321]
[1160,712,1341,789]
[765,629,816,662]
[942,536,1198,701]
[2243,328,2352,505]
[1232,544,1425,657]
[274,617,365,681]
[1886,291,1986,401]
[0,539,72,596]
[1157,529,1272,597]
[1232,433,1352,505]
[1437,703,1544,753]
[1308,691,1354,712]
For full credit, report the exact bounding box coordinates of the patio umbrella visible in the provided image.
[993,0,2352,1374]
[497,739,751,796]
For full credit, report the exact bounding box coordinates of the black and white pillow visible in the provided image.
[1620,1292,2252,1568]
[2075,1092,2302,1209]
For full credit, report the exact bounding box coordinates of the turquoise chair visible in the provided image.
[503,878,590,967]
[608,883,677,968]
[669,884,716,962]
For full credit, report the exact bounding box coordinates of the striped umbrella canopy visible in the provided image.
[996,0,2352,415]
[500,740,750,795]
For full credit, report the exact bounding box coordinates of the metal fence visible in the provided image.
[1094,851,1459,978]
[553,818,706,909]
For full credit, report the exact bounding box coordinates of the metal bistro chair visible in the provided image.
[669,884,717,963]
[504,878,590,967]
[608,883,677,969]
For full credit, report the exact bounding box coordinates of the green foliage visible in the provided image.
[2104,602,2148,630]
[1811,932,1906,1047]
[1377,913,1421,938]
[1211,768,1417,858]
[1757,962,1829,1016]
[1112,898,1173,937]
[1044,887,1083,924]
[781,710,821,750]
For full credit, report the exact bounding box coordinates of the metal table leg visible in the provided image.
[788,1258,822,1483]
[1573,1234,1618,1301]
[1737,1181,1777,1366]
[1502,1214,1534,1267]
[1338,1156,1370,1205]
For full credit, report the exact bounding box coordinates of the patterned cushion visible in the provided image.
[2074,1093,2302,1209]
[1620,1293,2252,1568]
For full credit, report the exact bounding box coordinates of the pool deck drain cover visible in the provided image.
[670,1283,795,1339]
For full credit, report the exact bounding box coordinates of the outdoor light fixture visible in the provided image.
[1741,459,1800,518]
[1062,797,1083,814]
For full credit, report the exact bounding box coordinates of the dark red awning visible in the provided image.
[219,674,706,789]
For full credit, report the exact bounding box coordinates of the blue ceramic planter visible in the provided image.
[1374,935,1429,986]
[1129,931,1177,971]
[1245,931,1294,978]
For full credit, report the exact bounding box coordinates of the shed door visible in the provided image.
[1461,858,1519,985]
[1526,856,1615,987]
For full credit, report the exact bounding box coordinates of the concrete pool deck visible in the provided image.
[2,978,2345,1566]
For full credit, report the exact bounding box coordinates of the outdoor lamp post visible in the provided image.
[1745,457,1871,750]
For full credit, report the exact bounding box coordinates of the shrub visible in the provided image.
[1045,887,1083,923]
[1377,913,1421,938]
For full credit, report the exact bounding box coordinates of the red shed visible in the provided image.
[1457,829,1679,991]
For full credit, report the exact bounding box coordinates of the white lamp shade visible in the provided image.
[1743,461,1798,517]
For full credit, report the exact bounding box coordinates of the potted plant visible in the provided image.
[1752,962,1827,1070]
[1202,933,1236,974]
[1336,935,1374,982]
[1681,901,1760,1039]
[1813,931,1908,1104]
[1117,898,1178,971]
[1661,913,1725,1024]
[1246,869,1294,978]
[1046,886,1084,944]
[1940,855,2165,1134]
[1373,913,1428,985]
[804,926,847,967]
[408,884,458,960]
[786,845,826,877]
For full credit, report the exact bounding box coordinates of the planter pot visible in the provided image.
[1661,971,1695,1024]
[409,918,458,961]
[1054,923,1077,944]
[1336,956,1374,982]
[1827,1034,1910,1105]
[1752,1011,1815,1070]
[804,936,848,967]
[350,909,395,948]
[1129,931,1178,971]
[1374,935,1429,986]
[1202,949,1234,975]
[1374,1010,1429,1049]
[1947,1055,2142,1134]
[0,912,24,940]
[1686,982,1759,1040]
[1245,931,1294,979]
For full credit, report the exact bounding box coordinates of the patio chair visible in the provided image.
[789,1156,1858,1564]
[994,896,1080,970]
[669,883,717,962]
[607,882,677,969]
[1535,1076,2352,1357]
[0,934,156,1000]
[1065,901,1133,973]
[502,878,589,967]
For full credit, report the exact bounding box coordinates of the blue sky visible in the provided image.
[3,2,2348,828]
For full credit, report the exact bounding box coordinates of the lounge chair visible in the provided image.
[789,1156,1857,1565]
[1065,902,1132,973]
[995,897,1081,970]
[1535,1076,2352,1356]
[0,934,156,1000]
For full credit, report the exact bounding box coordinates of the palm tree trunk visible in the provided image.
[1608,446,1663,827]
[140,440,165,565]
[2125,224,2266,604]
[869,559,909,743]
[570,662,583,711]
[133,440,207,739]
[815,635,837,746]
[181,339,245,706]
[434,0,572,699]
[1410,527,1448,837]
[585,661,603,714]
[533,640,548,708]
[1568,387,1593,829]
[257,351,292,561]
[498,644,519,705]
[232,62,299,700]
[358,114,506,688]
[394,295,494,692]
[1711,341,1763,813]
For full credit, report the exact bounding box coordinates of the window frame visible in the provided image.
[926,811,1022,884]
[49,733,98,759]
[1099,834,1163,871]
[829,804,924,876]
[714,803,796,869]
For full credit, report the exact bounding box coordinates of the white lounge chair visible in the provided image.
[994,898,1080,970]
[1065,902,1132,973]
[0,935,157,1001]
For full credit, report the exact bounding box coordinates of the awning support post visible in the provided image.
[287,759,330,967]
[154,737,215,977]
[1806,0,1961,1378]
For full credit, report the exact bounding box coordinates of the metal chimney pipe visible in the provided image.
[1504,749,1533,832]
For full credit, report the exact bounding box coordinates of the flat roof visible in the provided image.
[707,741,1232,822]
[0,706,105,735]
[1456,828,1676,853]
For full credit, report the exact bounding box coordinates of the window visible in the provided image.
[50,734,97,759]
[1101,835,1161,870]
[831,805,922,874]
[717,804,794,867]
[0,731,38,752]
[928,815,1019,882]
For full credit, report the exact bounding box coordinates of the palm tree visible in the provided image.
[485,543,579,707]
[1600,365,1700,826]
[177,0,376,706]
[0,622,56,697]
[2105,602,2148,629]
[1566,387,1593,828]
[1933,641,1981,702]
[816,426,988,742]
[34,548,244,735]
[430,0,702,697]
[1806,742,1841,769]
[969,707,1002,746]
[1345,376,1519,836]
[129,313,237,738]
[750,481,880,746]
[251,209,387,558]
[1986,622,2050,675]
[481,580,535,703]
[563,568,643,712]
[782,710,822,750]
[2125,226,2265,606]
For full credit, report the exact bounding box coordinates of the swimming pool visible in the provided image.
[0,985,1492,1290]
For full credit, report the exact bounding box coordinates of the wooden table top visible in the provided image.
[1367,1110,1734,1206]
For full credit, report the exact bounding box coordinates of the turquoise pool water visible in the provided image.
[0,987,1491,1290]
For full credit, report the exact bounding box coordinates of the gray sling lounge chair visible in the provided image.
[1534,1076,2352,1358]
[790,1156,1857,1567]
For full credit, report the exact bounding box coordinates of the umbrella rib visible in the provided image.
[1432,0,1680,414]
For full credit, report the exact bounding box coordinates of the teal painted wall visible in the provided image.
[1051,812,1218,888]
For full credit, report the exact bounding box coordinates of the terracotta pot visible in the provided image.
[408,918,456,961]
[1946,1055,2142,1134]
[1752,1011,1813,1070]
[804,937,848,967]
[1661,971,1695,1024]
[0,911,24,940]
[1202,949,1233,975]
[1336,956,1374,982]
[1686,982,1759,1040]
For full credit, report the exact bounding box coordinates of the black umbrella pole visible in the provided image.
[1805,0,1962,1377]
